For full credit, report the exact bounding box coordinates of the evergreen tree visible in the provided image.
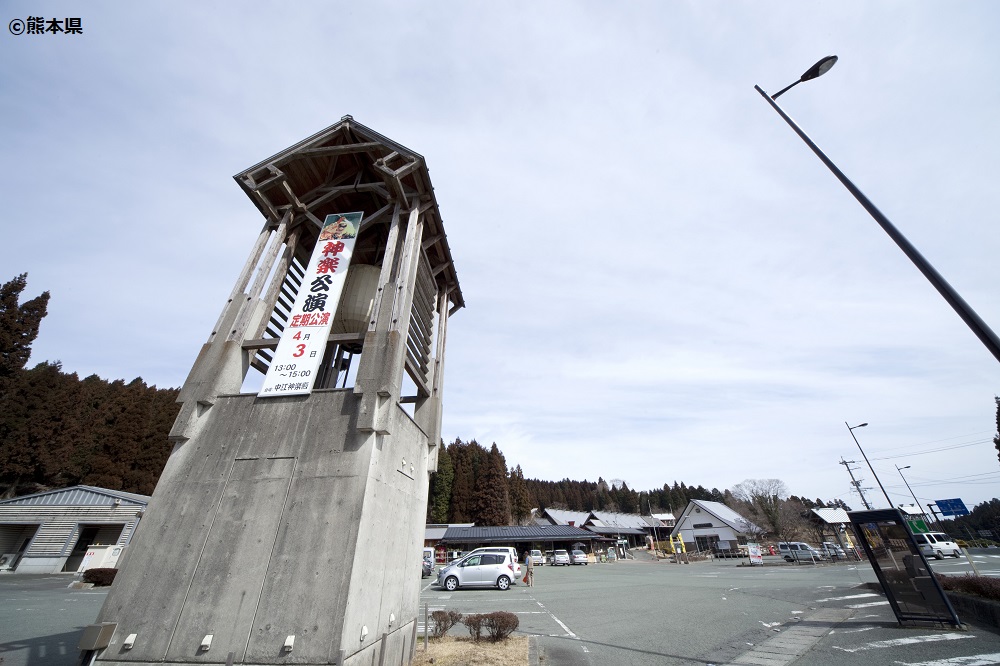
[427,444,454,523]
[446,439,473,522]
[472,443,510,526]
[0,273,49,383]
[508,464,532,524]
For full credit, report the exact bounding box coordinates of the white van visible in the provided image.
[777,541,826,562]
[910,532,961,559]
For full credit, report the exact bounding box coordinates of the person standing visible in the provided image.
[525,551,534,587]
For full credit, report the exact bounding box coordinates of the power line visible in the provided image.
[864,430,993,453]
[868,439,992,461]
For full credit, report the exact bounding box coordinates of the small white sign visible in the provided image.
[258,212,363,398]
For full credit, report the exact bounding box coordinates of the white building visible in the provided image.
[671,499,760,553]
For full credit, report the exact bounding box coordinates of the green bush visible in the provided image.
[937,574,1000,602]
[82,568,118,586]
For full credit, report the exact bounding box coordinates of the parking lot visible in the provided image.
[420,551,1000,666]
[2,550,998,666]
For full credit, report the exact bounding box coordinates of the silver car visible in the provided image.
[437,552,516,591]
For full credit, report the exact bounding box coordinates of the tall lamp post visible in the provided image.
[845,422,892,507]
[894,464,923,512]
[755,57,1000,365]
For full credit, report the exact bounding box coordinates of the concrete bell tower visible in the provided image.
[90,117,463,666]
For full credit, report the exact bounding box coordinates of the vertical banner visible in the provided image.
[258,212,363,398]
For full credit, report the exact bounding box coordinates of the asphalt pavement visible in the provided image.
[2,549,998,666]
[0,574,108,666]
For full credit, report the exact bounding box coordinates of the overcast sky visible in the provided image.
[3,1,998,514]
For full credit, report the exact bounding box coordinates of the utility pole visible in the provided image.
[839,458,873,510]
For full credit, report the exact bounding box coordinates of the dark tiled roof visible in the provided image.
[442,525,599,543]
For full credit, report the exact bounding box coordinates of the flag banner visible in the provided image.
[258,212,363,397]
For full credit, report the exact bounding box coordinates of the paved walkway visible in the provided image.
[732,608,854,666]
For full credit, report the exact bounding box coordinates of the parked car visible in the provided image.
[437,552,516,591]
[464,547,522,580]
[911,532,962,560]
[530,549,544,566]
[552,549,571,566]
[422,554,434,578]
[570,549,588,565]
[820,542,846,559]
[777,541,826,562]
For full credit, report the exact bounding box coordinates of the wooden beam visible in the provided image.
[297,142,383,157]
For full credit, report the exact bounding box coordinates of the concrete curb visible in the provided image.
[944,592,1000,634]
[859,581,1000,633]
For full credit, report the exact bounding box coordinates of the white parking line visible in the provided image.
[846,600,891,608]
[536,600,577,638]
[816,593,879,602]
[891,652,1000,666]
[832,633,974,652]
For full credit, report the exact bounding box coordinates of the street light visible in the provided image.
[895,464,925,516]
[845,422,892,508]
[770,55,838,99]
[755,58,1000,365]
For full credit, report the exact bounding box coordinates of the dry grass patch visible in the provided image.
[411,635,528,666]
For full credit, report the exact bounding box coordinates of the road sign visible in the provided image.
[935,498,970,517]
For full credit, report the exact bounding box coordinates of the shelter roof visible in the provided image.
[811,508,851,524]
[0,485,150,507]
[442,525,599,544]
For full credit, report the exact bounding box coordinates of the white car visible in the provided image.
[570,549,588,565]
[464,547,522,580]
[552,549,571,566]
[437,552,516,591]
[529,549,544,566]
[911,532,962,560]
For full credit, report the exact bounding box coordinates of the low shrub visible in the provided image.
[461,612,519,642]
[463,613,484,642]
[82,568,118,586]
[482,611,519,642]
[430,610,462,638]
[936,574,1000,602]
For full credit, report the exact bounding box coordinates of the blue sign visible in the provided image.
[935,498,969,517]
